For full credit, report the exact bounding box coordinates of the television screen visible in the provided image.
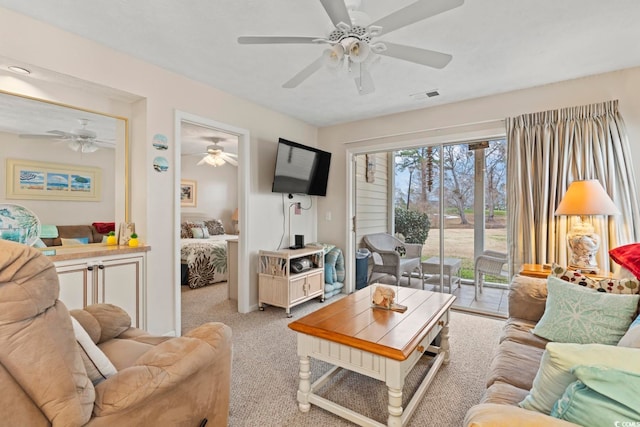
[272,138,331,196]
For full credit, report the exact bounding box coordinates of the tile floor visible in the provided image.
[372,273,509,318]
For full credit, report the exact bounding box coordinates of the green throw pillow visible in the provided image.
[532,276,639,345]
[519,342,640,415]
[551,365,640,425]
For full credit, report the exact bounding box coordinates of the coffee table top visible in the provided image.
[289,286,455,361]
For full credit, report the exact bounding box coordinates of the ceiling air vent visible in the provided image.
[410,89,440,101]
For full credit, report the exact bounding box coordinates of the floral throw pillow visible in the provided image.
[551,263,640,295]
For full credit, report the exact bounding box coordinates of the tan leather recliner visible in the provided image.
[0,240,232,426]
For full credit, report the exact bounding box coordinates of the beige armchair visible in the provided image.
[0,240,232,427]
[474,250,509,299]
[363,232,422,286]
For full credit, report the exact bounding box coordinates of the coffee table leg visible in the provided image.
[297,355,311,412]
[387,386,403,427]
[441,322,451,364]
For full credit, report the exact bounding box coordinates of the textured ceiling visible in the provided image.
[1,0,640,127]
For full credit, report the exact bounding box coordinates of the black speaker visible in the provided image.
[295,235,304,248]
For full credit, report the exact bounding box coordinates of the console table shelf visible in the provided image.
[258,247,325,317]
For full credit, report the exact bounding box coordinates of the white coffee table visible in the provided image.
[289,286,455,427]
[421,257,461,293]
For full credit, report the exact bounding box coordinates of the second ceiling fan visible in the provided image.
[238,0,463,95]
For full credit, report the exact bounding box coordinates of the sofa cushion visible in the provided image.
[464,403,578,427]
[532,276,639,345]
[486,340,545,391]
[550,365,640,425]
[501,318,549,349]
[482,381,530,406]
[99,338,154,370]
[508,275,548,322]
[519,342,640,415]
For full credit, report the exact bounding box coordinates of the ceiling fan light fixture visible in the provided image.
[348,40,370,63]
[323,45,344,69]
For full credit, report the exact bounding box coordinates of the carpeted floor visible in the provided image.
[181,283,504,427]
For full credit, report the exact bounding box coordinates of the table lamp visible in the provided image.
[554,179,620,272]
[231,208,239,234]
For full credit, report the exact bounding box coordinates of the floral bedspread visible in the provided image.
[180,239,228,288]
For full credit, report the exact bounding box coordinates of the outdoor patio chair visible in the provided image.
[363,233,422,286]
[474,250,509,299]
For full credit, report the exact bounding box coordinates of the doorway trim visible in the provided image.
[344,122,505,296]
[174,110,251,335]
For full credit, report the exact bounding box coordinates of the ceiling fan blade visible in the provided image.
[370,0,464,36]
[19,134,59,139]
[319,0,352,27]
[196,157,207,166]
[282,55,325,88]
[354,70,375,95]
[378,42,452,68]
[221,155,238,167]
[238,36,321,45]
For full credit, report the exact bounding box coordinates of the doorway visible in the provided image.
[350,136,509,317]
[173,111,250,335]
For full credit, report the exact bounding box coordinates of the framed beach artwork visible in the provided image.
[5,158,101,201]
[180,179,197,207]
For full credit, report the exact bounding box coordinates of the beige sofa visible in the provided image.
[40,224,109,246]
[0,240,232,426]
[464,275,580,426]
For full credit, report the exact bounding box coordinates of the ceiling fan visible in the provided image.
[19,118,114,153]
[237,0,463,95]
[195,139,238,167]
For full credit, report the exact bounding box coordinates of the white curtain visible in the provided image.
[506,100,640,275]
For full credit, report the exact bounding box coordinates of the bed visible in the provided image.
[180,213,238,289]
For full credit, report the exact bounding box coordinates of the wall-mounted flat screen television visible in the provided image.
[272,138,331,197]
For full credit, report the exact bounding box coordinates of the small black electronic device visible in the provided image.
[290,258,313,274]
[289,235,305,250]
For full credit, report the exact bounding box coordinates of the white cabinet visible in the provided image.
[258,247,324,317]
[52,248,147,328]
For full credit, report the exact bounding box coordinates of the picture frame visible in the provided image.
[5,158,101,201]
[180,179,197,207]
[118,222,136,246]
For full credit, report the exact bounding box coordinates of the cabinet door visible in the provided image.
[289,276,308,304]
[97,256,144,328]
[56,262,92,310]
[306,271,324,295]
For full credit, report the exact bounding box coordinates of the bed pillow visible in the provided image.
[519,342,640,415]
[618,314,640,348]
[550,365,640,425]
[550,263,639,294]
[324,263,336,284]
[190,226,210,239]
[181,221,205,238]
[531,276,639,345]
[204,219,225,235]
[610,243,640,279]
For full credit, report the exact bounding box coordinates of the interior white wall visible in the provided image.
[0,8,318,335]
[0,132,116,224]
[181,156,238,232]
[317,67,640,287]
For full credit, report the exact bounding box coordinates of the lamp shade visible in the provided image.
[554,180,620,216]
